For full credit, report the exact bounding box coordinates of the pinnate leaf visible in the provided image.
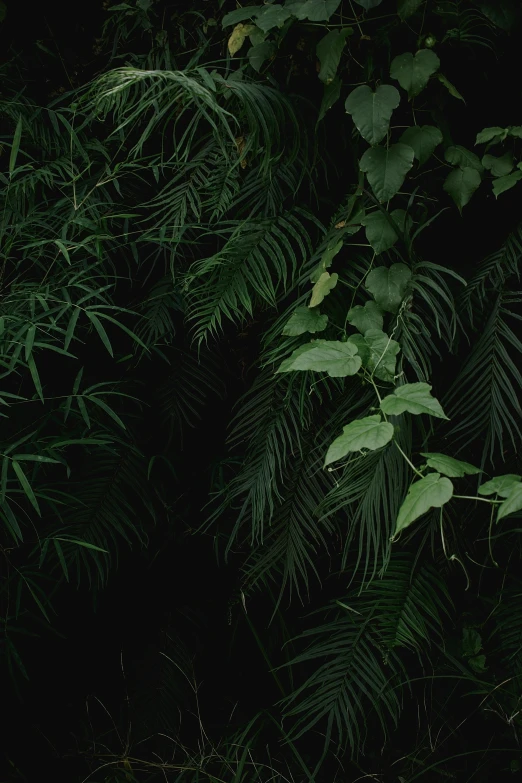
[324,414,393,466]
[394,473,453,538]
[276,340,362,377]
[380,382,448,419]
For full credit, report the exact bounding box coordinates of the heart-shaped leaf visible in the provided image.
[443,167,481,211]
[497,483,522,521]
[360,144,414,202]
[399,125,443,165]
[282,307,328,336]
[248,41,275,71]
[394,473,453,538]
[478,474,521,497]
[475,127,509,145]
[223,7,262,26]
[347,329,400,381]
[390,49,440,99]
[361,209,411,253]
[345,84,401,145]
[445,146,483,172]
[492,170,522,198]
[420,453,481,478]
[482,153,513,177]
[277,340,362,377]
[380,382,448,419]
[325,414,393,466]
[366,262,411,313]
[255,4,292,31]
[310,271,338,307]
[347,300,384,333]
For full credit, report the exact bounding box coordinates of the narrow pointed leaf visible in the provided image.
[497,484,522,521]
[12,461,41,515]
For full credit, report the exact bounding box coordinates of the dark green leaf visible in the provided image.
[482,153,514,177]
[475,127,509,145]
[282,307,328,336]
[325,415,394,466]
[255,4,292,31]
[276,340,362,377]
[479,0,518,31]
[345,84,401,146]
[222,6,261,26]
[443,167,481,211]
[390,49,440,99]
[359,143,414,202]
[316,28,352,84]
[497,483,522,521]
[366,263,412,313]
[9,115,22,173]
[436,73,465,102]
[347,329,400,382]
[318,76,342,122]
[248,41,275,71]
[353,0,383,10]
[445,146,483,172]
[285,0,341,21]
[462,628,482,657]
[397,0,423,19]
[492,170,522,198]
[347,301,384,333]
[12,461,41,515]
[394,473,453,537]
[399,125,442,165]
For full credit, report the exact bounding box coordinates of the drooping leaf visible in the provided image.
[347,329,400,381]
[381,382,449,419]
[361,209,411,253]
[397,0,423,19]
[366,262,412,313]
[318,76,342,122]
[390,49,440,99]
[310,240,343,282]
[420,453,481,478]
[228,23,256,55]
[276,340,362,377]
[492,170,522,198]
[475,127,509,145]
[497,483,522,522]
[345,84,401,146]
[11,461,41,515]
[482,153,514,177]
[255,4,292,31]
[310,271,338,307]
[316,28,353,83]
[222,6,262,26]
[443,167,481,211]
[478,475,521,497]
[394,473,453,538]
[445,146,483,172]
[248,41,275,71]
[360,144,414,202]
[347,301,384,334]
[282,307,328,336]
[285,0,341,21]
[399,125,442,165]
[436,73,465,102]
[324,414,394,466]
[9,115,23,174]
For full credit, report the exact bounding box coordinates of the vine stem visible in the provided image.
[394,441,424,479]
[453,494,502,504]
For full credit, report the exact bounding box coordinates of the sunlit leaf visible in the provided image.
[381,382,448,418]
[276,340,362,377]
[325,415,394,466]
[420,453,481,478]
[394,473,453,538]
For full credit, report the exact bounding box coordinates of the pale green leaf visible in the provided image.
[394,473,453,537]
[436,73,465,102]
[475,127,509,145]
[347,300,384,333]
[324,414,394,466]
[316,28,352,83]
[345,84,401,146]
[390,49,440,99]
[482,152,514,177]
[282,307,328,336]
[397,0,423,19]
[228,23,256,55]
[276,340,362,377]
[497,483,522,521]
[347,329,400,382]
[310,271,338,307]
[399,125,442,165]
[310,240,343,283]
[381,382,449,419]
[443,167,481,211]
[445,145,483,172]
[366,262,412,313]
[285,0,341,21]
[248,41,275,71]
[359,143,414,202]
[478,474,521,497]
[420,453,481,478]
[492,170,522,198]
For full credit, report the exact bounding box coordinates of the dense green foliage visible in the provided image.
[1,0,522,780]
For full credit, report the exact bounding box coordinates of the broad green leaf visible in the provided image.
[249,25,267,45]
[255,4,292,31]
[276,340,362,377]
[222,7,261,26]
[462,628,482,657]
[347,301,384,334]
[468,654,487,673]
[310,240,343,283]
[316,28,352,84]
[492,170,522,198]
[443,167,481,211]
[361,208,411,253]
[12,461,41,515]
[285,0,341,21]
[366,262,411,313]
[282,307,328,336]
[475,127,509,145]
[397,0,423,19]
[509,126,522,138]
[478,474,521,497]
[345,84,401,146]
[9,115,22,174]
[420,453,481,478]
[390,49,440,99]
[482,152,513,177]
[445,145,483,172]
[318,76,342,122]
[248,41,275,71]
[347,329,400,382]
[324,414,393,466]
[497,483,522,522]
[359,143,414,202]
[381,382,448,419]
[436,73,465,102]
[310,271,338,307]
[353,0,383,8]
[399,125,442,165]
[394,473,453,537]
[228,23,256,55]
